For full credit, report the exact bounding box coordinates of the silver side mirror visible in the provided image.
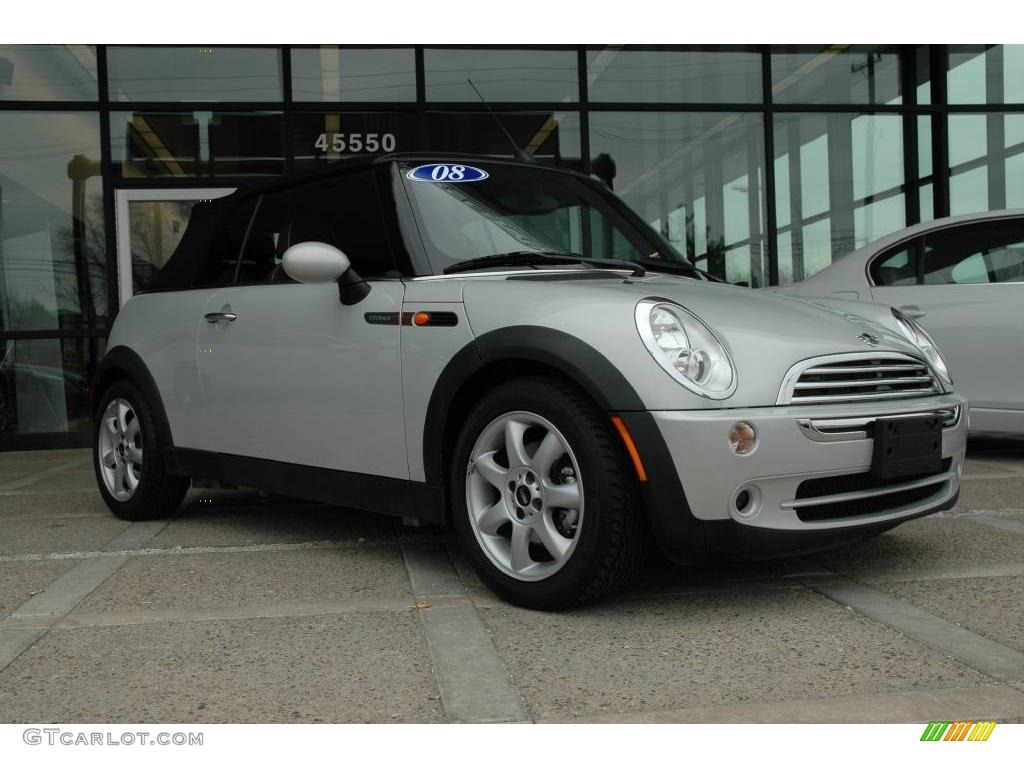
[282,241,350,284]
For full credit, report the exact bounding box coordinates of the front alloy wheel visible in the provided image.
[466,411,583,582]
[451,376,646,610]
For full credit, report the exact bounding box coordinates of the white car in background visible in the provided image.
[774,210,1024,435]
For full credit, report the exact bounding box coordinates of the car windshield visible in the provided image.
[395,160,694,275]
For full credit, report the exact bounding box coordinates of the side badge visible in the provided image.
[406,164,489,183]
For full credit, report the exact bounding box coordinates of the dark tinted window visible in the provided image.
[239,169,398,284]
[923,221,1024,285]
[148,197,256,291]
[870,242,919,286]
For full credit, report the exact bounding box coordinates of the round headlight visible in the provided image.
[891,308,953,386]
[635,299,736,398]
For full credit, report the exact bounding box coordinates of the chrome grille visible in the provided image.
[779,353,940,406]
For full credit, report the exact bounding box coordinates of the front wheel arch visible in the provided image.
[422,326,647,495]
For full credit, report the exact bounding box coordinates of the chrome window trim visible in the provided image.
[864,213,1024,288]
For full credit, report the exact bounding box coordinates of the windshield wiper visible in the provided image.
[635,257,699,278]
[443,251,645,276]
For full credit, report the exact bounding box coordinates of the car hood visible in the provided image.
[610,274,911,352]
[456,271,936,409]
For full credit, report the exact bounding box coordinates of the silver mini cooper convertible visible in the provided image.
[92,154,967,609]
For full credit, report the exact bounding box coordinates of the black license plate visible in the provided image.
[872,415,943,481]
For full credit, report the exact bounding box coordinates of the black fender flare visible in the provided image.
[420,325,703,552]
[422,325,645,487]
[92,345,175,449]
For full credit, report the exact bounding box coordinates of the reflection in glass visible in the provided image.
[292,47,416,102]
[291,112,420,172]
[107,46,282,102]
[588,111,768,286]
[425,112,580,165]
[424,49,578,102]
[0,45,98,101]
[110,112,285,178]
[949,114,1024,215]
[772,45,901,104]
[0,112,106,332]
[948,45,1024,104]
[128,200,203,293]
[773,113,906,282]
[587,47,761,103]
[0,337,101,436]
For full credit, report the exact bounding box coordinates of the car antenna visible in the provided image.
[466,78,536,163]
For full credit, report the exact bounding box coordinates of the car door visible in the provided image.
[194,171,409,479]
[869,219,1024,416]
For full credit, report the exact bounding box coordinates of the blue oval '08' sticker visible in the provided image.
[406,163,489,183]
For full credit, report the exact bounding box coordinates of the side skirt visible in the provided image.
[167,448,446,525]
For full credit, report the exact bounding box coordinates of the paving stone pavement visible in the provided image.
[0,437,1022,723]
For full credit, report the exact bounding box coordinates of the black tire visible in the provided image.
[450,375,646,610]
[93,379,189,521]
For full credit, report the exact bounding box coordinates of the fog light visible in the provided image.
[728,422,757,455]
[732,485,760,519]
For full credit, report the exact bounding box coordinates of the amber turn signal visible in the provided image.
[611,416,648,482]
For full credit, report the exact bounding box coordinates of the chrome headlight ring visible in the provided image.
[635,298,738,400]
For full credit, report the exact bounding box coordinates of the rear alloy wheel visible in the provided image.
[93,380,189,521]
[97,397,144,501]
[451,376,645,610]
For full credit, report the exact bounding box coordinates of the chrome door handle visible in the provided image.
[204,312,237,323]
[899,305,926,320]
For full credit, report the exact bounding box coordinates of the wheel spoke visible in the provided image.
[544,480,581,509]
[116,402,130,435]
[113,461,126,492]
[102,450,118,470]
[104,416,119,437]
[534,515,571,563]
[126,415,141,444]
[509,524,533,572]
[125,465,141,491]
[475,452,508,490]
[531,430,564,477]
[504,419,530,468]
[127,445,144,464]
[476,500,510,536]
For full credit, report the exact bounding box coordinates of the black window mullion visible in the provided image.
[414,46,427,150]
[930,45,951,218]
[900,45,921,226]
[578,46,591,176]
[97,44,119,323]
[761,45,779,286]
[282,47,295,177]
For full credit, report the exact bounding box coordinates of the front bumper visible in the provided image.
[616,393,967,560]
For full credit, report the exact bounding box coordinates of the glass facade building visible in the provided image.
[0,44,1021,448]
